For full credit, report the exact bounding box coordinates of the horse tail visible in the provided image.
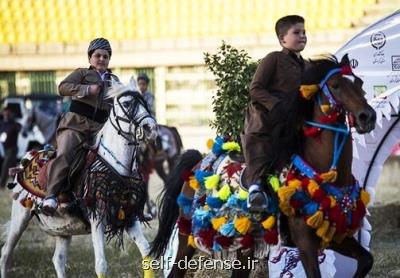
[149,149,202,258]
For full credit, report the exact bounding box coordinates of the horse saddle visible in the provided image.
[16,146,97,201]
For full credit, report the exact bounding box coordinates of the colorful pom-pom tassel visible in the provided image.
[360,189,370,206]
[237,188,248,200]
[189,176,200,190]
[320,170,337,183]
[234,216,251,235]
[220,222,236,237]
[222,141,241,152]
[217,184,231,201]
[316,219,330,238]
[188,234,196,248]
[204,174,220,190]
[215,235,232,248]
[307,180,320,195]
[288,179,302,189]
[206,138,214,150]
[306,210,323,229]
[261,215,276,230]
[206,196,223,209]
[177,216,192,235]
[277,186,296,204]
[211,216,227,231]
[269,176,281,192]
[263,227,279,245]
[322,226,336,243]
[299,84,319,100]
[320,104,331,114]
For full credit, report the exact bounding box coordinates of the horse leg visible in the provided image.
[330,236,373,277]
[0,200,32,278]
[288,217,321,278]
[125,220,154,278]
[168,233,196,278]
[90,218,107,278]
[231,250,253,278]
[52,236,71,278]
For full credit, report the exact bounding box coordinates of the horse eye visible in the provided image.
[122,102,130,108]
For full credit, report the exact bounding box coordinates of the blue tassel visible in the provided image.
[206,196,224,209]
[292,191,308,202]
[303,202,319,215]
[226,195,239,208]
[193,209,211,229]
[239,200,249,212]
[177,193,193,215]
[194,169,213,185]
[212,136,225,155]
[220,221,236,237]
[212,241,222,252]
[267,196,279,214]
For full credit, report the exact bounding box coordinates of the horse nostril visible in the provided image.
[357,109,376,124]
[358,112,369,123]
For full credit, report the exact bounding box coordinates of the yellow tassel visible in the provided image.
[117,208,125,220]
[237,188,248,200]
[261,215,276,230]
[25,198,33,209]
[307,179,320,195]
[222,141,241,152]
[217,184,231,201]
[206,138,214,150]
[189,176,200,190]
[234,216,251,234]
[187,234,196,248]
[306,210,324,229]
[269,176,281,192]
[320,170,337,183]
[360,189,370,206]
[316,219,330,238]
[211,216,227,230]
[288,179,302,189]
[204,174,220,190]
[320,104,331,113]
[329,196,336,208]
[299,84,319,99]
[322,226,336,243]
[279,204,295,216]
[278,186,296,205]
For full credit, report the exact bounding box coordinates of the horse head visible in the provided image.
[300,54,376,134]
[106,81,158,145]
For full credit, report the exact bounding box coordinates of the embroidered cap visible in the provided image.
[88,38,112,57]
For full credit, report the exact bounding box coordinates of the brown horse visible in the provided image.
[150,54,376,278]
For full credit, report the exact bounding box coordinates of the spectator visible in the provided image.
[0,105,21,188]
[137,73,155,117]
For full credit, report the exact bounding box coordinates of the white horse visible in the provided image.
[0,82,158,278]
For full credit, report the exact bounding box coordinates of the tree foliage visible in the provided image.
[204,42,257,142]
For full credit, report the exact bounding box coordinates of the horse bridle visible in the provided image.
[109,91,155,146]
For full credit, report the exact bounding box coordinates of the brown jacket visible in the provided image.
[244,48,309,134]
[59,67,119,112]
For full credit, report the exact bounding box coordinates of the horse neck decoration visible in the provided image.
[1,81,158,278]
[150,54,376,278]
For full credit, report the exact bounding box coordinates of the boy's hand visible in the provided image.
[88,84,101,96]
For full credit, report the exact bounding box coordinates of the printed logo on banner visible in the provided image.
[350,59,359,69]
[370,31,386,50]
[392,56,400,71]
[373,85,387,96]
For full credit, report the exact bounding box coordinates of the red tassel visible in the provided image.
[177,216,192,235]
[356,200,366,217]
[341,65,353,75]
[312,189,326,202]
[286,171,296,182]
[301,177,310,188]
[181,170,193,182]
[320,197,331,212]
[289,199,303,209]
[224,162,243,178]
[240,234,254,249]
[264,228,279,245]
[198,195,206,206]
[320,113,338,124]
[198,229,216,248]
[304,126,321,137]
[215,235,232,248]
[350,209,361,229]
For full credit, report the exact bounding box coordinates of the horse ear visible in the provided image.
[340,54,350,66]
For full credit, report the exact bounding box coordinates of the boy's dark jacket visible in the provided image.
[244,48,310,135]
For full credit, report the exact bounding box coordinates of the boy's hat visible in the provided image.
[88,38,112,57]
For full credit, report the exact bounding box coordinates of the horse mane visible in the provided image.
[104,80,139,99]
[302,54,340,85]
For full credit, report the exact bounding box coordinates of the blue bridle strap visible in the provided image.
[319,68,341,107]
